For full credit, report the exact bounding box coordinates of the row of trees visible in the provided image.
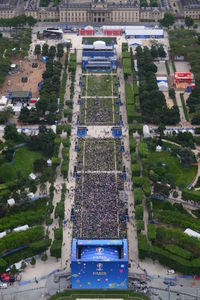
[136,46,180,124]
[34,43,64,60]
[159,12,194,29]
[0,15,36,28]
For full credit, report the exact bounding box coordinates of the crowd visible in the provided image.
[73,173,127,239]
[80,98,120,125]
[77,138,122,171]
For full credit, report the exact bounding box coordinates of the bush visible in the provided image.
[30,257,36,266]
[50,240,62,259]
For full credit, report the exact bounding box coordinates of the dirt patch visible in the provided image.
[0,58,46,98]
[163,91,174,108]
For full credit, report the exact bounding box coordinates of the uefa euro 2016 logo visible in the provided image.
[96,263,103,271]
[96,247,104,253]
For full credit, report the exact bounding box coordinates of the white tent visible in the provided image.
[29,173,37,180]
[0,231,7,239]
[143,125,151,138]
[7,198,15,207]
[13,225,29,232]
[47,159,52,166]
[184,228,200,239]
[0,96,8,106]
[93,41,106,50]
[27,192,34,199]
[156,145,162,152]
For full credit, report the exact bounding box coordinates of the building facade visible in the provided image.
[1,0,200,22]
[0,0,18,19]
[180,0,200,19]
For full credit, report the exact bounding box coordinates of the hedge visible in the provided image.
[143,177,151,196]
[0,205,46,232]
[50,240,62,259]
[131,153,137,163]
[54,228,63,241]
[129,124,143,135]
[31,238,51,254]
[0,226,44,254]
[134,188,143,205]
[165,244,192,260]
[138,234,200,275]
[155,210,200,232]
[135,205,143,220]
[182,189,200,202]
[0,258,7,272]
[136,220,144,233]
[129,137,137,152]
[122,43,128,52]
[132,163,140,177]
[138,142,149,158]
[133,177,144,187]
[125,83,134,106]
[147,224,156,242]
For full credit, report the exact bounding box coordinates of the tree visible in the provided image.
[19,106,30,123]
[34,158,47,173]
[169,88,176,100]
[41,253,48,262]
[185,16,194,28]
[0,107,14,124]
[42,43,49,56]
[158,45,166,58]
[4,124,18,141]
[30,257,36,266]
[48,46,56,60]
[157,123,166,137]
[34,44,41,59]
[179,147,195,167]
[160,12,175,28]
[21,261,27,270]
[56,43,64,60]
[150,45,158,59]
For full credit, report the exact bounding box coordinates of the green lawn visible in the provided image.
[0,147,42,183]
[50,290,150,300]
[82,75,113,97]
[150,151,197,188]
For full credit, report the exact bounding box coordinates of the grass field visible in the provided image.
[82,75,114,97]
[0,147,42,183]
[150,151,197,188]
[50,290,150,300]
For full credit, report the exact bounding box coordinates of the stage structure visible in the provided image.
[71,239,128,289]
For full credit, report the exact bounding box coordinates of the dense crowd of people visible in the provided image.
[77,138,122,171]
[73,173,127,239]
[80,98,120,125]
